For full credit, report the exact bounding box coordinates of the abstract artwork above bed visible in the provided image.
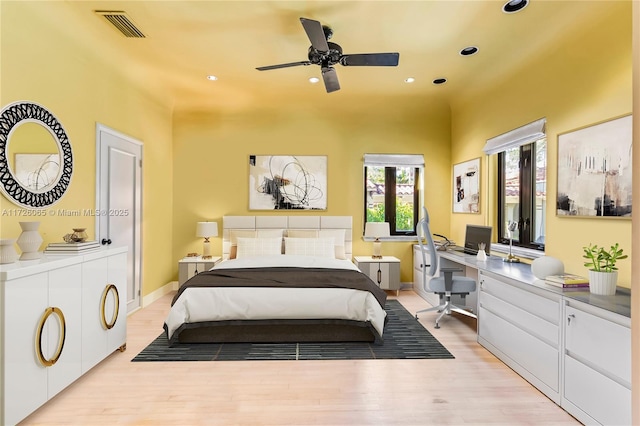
[249,155,327,210]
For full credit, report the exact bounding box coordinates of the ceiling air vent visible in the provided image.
[95,10,146,38]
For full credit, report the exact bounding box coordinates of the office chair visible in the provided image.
[415,206,477,328]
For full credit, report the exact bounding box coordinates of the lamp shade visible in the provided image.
[364,222,390,238]
[196,222,218,238]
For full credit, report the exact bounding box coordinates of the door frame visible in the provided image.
[95,123,143,313]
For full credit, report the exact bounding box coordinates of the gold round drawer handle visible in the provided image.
[35,307,66,367]
[100,284,120,330]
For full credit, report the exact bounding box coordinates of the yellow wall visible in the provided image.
[631,3,639,423]
[0,1,175,296]
[172,99,451,283]
[1,1,633,292]
[450,2,633,287]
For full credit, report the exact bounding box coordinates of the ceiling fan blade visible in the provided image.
[340,53,400,67]
[321,67,340,93]
[300,17,329,52]
[256,61,312,71]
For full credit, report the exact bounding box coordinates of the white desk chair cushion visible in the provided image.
[428,274,476,294]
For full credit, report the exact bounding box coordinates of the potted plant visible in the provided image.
[582,243,627,295]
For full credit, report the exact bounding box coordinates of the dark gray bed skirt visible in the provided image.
[165,318,383,347]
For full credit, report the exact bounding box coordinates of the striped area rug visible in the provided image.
[132,300,454,361]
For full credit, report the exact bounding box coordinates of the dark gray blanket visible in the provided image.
[172,267,387,308]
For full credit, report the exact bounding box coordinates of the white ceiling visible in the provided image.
[41,1,615,112]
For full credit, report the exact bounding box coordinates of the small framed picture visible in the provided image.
[453,157,480,214]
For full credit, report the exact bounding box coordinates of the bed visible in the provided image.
[164,215,388,346]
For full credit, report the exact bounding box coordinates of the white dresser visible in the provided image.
[0,247,127,426]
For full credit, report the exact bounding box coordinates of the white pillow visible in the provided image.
[284,237,335,258]
[228,230,257,259]
[236,237,283,258]
[318,229,346,259]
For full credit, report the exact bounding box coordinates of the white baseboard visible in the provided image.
[142,281,178,308]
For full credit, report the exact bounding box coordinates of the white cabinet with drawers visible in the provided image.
[413,247,631,424]
[1,247,127,425]
[562,300,631,425]
[478,270,563,403]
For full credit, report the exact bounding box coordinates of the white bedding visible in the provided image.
[164,255,387,340]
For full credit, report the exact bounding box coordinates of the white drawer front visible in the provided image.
[481,291,558,346]
[479,307,558,391]
[565,306,630,383]
[481,274,559,324]
[564,356,631,425]
[413,247,428,272]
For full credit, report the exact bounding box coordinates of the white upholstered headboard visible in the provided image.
[222,215,353,260]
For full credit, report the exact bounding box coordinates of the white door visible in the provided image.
[96,124,142,313]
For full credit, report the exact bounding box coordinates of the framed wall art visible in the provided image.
[556,114,632,218]
[249,155,327,210]
[453,157,480,214]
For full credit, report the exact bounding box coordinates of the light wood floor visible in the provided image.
[21,290,579,425]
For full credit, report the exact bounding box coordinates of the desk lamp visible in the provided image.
[504,220,520,263]
[196,221,218,259]
[364,222,390,259]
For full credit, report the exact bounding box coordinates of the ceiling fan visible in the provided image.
[256,17,400,93]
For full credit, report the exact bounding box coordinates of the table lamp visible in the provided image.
[364,222,390,259]
[196,221,218,259]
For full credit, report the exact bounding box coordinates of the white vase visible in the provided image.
[531,256,564,280]
[17,221,43,260]
[0,239,19,264]
[589,270,618,296]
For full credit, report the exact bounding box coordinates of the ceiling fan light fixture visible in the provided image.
[433,78,447,85]
[256,17,399,93]
[206,75,218,81]
[460,46,479,56]
[502,0,528,14]
[404,77,415,83]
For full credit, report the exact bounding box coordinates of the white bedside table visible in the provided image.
[178,255,221,286]
[353,256,401,295]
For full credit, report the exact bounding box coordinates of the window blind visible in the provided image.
[363,154,425,167]
[482,118,546,155]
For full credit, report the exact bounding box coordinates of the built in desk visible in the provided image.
[413,245,631,425]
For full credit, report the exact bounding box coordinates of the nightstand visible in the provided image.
[353,256,401,295]
[178,255,221,286]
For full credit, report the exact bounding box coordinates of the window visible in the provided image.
[484,118,546,251]
[497,138,546,249]
[363,154,424,236]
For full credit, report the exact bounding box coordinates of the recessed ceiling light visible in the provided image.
[460,46,479,56]
[433,78,447,85]
[206,75,218,81]
[404,77,415,83]
[309,77,320,84]
[502,0,528,13]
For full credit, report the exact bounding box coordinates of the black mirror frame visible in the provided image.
[0,101,73,209]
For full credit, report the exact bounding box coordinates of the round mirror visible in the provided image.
[0,101,73,209]
[7,121,61,192]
